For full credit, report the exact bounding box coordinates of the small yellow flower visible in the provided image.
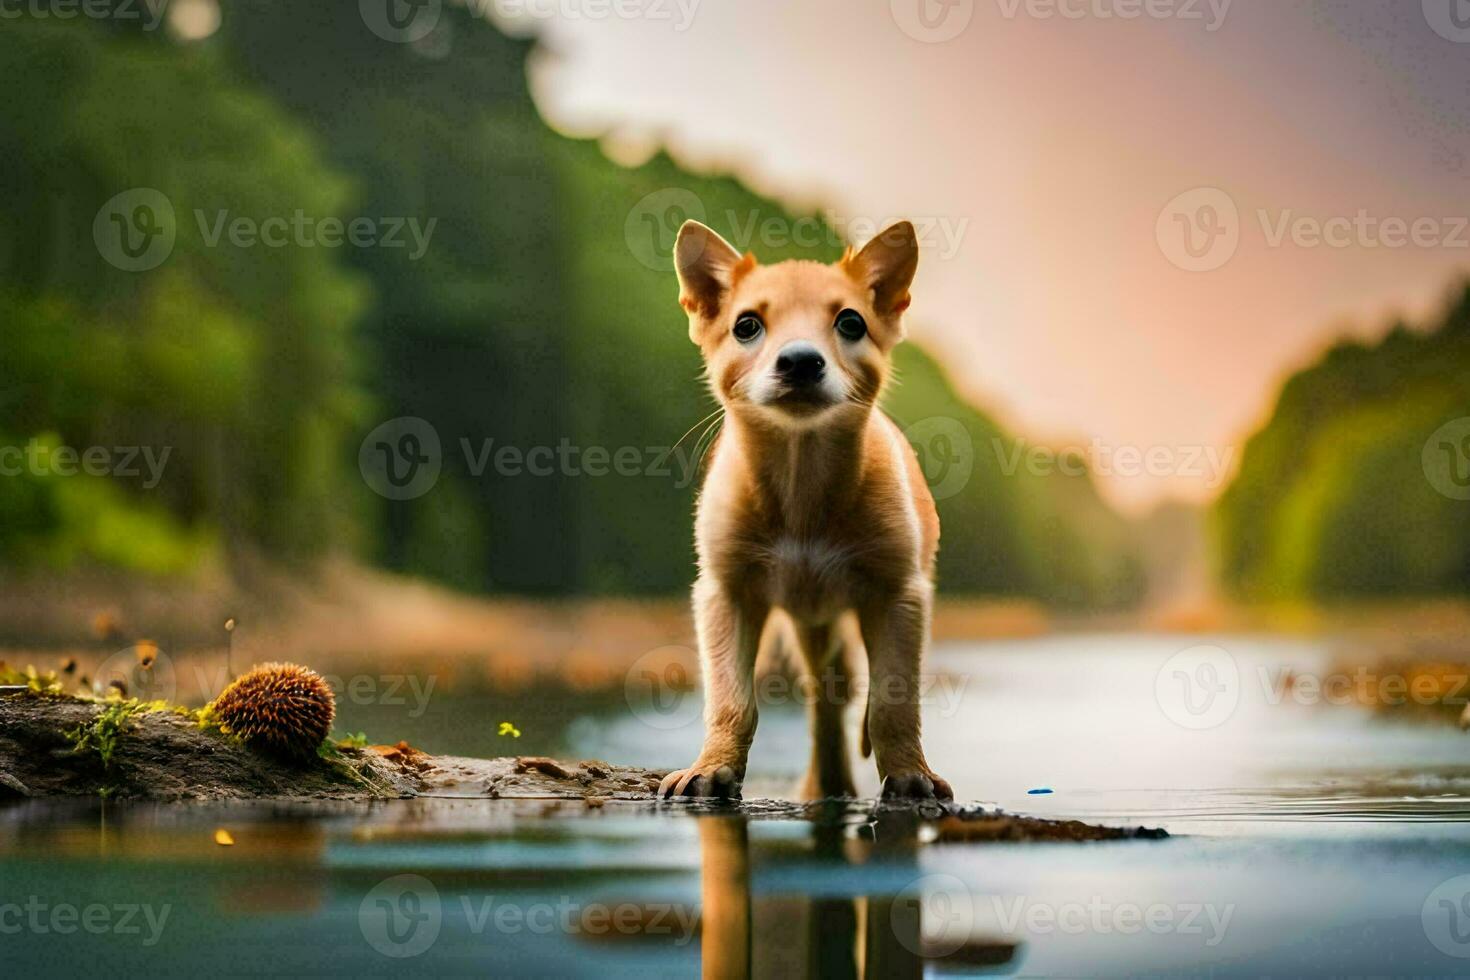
[498,722,521,738]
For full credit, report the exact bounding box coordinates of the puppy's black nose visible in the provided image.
[775,343,826,386]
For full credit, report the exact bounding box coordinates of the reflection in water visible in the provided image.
[6,636,1470,975]
[3,788,1470,976]
[697,808,1017,978]
[700,817,750,980]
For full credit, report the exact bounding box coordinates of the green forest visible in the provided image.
[1216,287,1470,600]
[7,4,1466,609]
[0,5,1142,607]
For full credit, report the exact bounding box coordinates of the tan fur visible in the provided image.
[660,220,951,802]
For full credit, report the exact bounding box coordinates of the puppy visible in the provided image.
[659,220,952,802]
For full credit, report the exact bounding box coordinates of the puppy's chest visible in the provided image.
[745,532,861,615]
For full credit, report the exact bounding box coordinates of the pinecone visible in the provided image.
[209,663,335,759]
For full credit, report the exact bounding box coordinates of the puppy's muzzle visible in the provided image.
[774,342,826,387]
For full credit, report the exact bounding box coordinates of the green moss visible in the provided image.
[0,664,65,696]
[65,700,148,769]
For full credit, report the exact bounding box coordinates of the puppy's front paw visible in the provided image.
[658,764,742,800]
[881,770,954,801]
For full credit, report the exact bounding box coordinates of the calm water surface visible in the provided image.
[4,633,1470,976]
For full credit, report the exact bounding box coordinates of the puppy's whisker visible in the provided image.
[690,412,725,477]
[670,406,727,457]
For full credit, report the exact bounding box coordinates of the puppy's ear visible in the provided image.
[675,221,751,327]
[843,221,919,319]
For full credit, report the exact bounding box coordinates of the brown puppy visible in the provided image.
[659,219,952,802]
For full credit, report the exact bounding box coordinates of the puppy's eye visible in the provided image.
[834,309,867,342]
[733,312,764,343]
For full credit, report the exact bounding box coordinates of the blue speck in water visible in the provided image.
[1027,788,1054,795]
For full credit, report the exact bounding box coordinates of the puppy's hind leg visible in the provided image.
[796,619,857,801]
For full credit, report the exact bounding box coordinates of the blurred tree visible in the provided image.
[0,16,363,574]
[1216,286,1470,599]
[0,3,1143,607]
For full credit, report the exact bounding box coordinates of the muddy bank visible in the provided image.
[0,693,661,804]
[0,693,1165,841]
[0,693,412,801]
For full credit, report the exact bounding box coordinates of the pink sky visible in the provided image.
[500,0,1470,510]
